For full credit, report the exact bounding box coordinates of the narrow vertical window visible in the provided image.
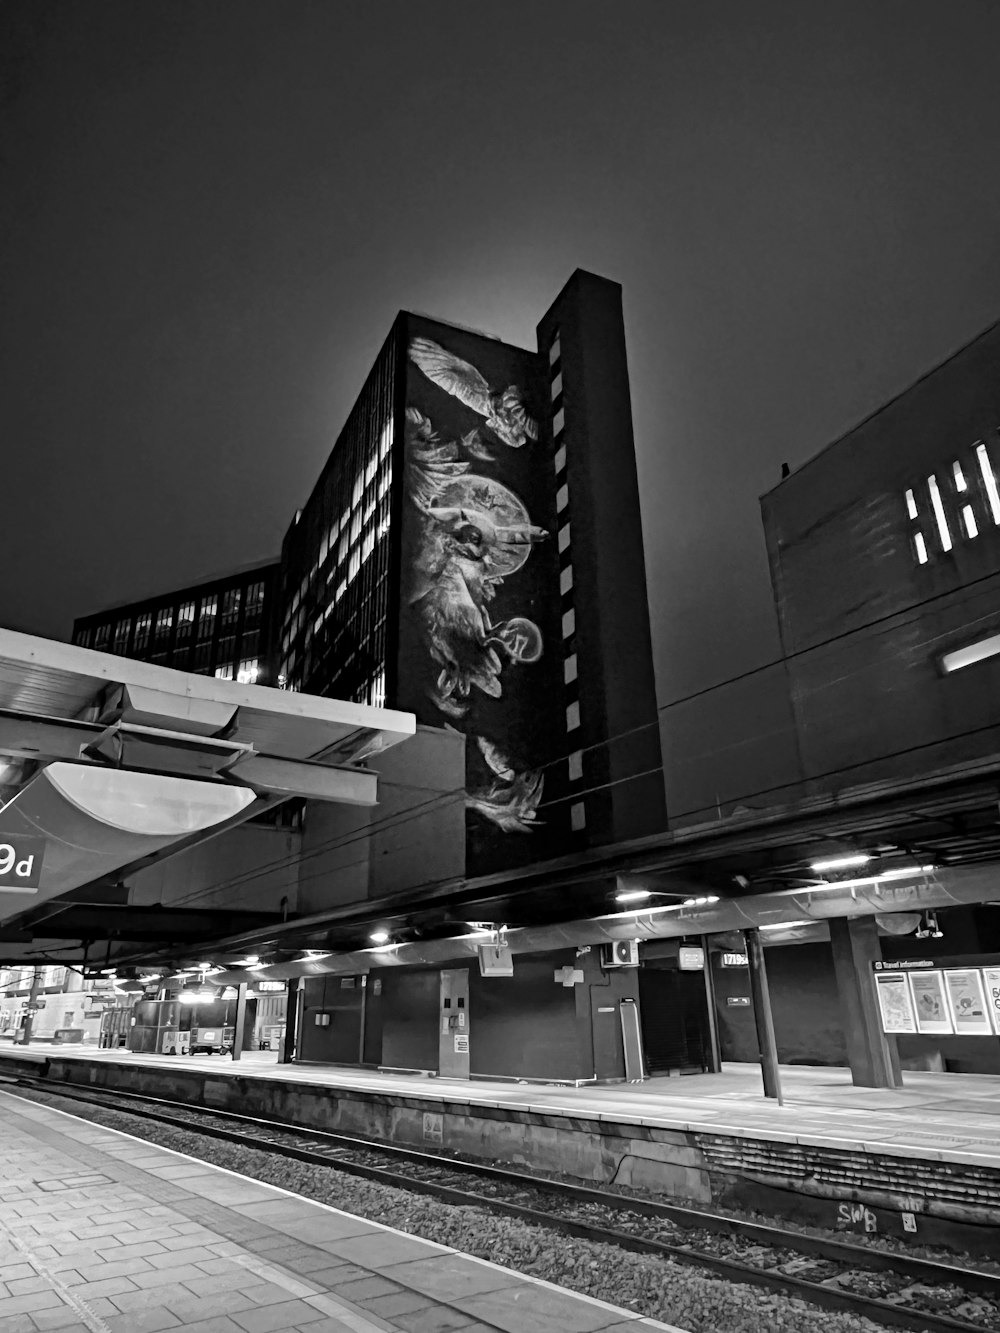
[976,442,1000,525]
[927,475,953,551]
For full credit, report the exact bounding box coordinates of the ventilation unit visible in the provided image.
[600,940,639,968]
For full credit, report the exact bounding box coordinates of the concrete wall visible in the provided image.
[296,724,465,915]
[536,272,666,846]
[661,663,802,827]
[713,941,848,1067]
[128,820,301,913]
[761,320,1000,790]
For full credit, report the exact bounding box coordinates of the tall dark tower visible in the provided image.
[536,271,665,847]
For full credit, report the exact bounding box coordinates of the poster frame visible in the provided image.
[873,970,917,1034]
[943,968,993,1036]
[982,966,1000,1036]
[907,969,953,1035]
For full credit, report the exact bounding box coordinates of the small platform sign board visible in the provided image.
[0,835,45,891]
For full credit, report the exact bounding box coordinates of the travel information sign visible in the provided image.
[873,956,1000,1037]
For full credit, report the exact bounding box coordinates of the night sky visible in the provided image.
[5,1,1000,704]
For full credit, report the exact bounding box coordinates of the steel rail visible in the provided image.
[6,1073,998,1333]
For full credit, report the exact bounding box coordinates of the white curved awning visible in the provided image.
[0,763,256,914]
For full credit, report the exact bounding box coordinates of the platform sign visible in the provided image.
[908,970,953,1034]
[0,835,45,891]
[943,969,992,1036]
[721,952,748,968]
[678,946,705,971]
[874,971,917,1034]
[982,968,1000,1035]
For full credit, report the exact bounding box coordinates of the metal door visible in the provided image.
[438,969,470,1079]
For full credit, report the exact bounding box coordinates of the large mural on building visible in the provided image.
[400,319,565,867]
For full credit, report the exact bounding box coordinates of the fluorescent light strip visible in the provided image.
[942,632,1000,674]
[904,488,918,520]
[615,889,652,903]
[953,461,967,492]
[913,533,928,564]
[962,505,979,538]
[810,865,934,892]
[927,475,952,551]
[810,853,871,872]
[976,442,1000,525]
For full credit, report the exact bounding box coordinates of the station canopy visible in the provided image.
[0,629,414,965]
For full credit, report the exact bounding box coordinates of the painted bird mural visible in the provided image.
[409,338,539,449]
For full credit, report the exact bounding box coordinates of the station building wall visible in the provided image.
[761,319,1000,790]
[295,724,466,915]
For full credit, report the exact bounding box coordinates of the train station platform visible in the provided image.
[0,1089,684,1333]
[2,1047,998,1253]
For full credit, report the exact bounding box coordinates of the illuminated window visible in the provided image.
[554,444,566,475]
[214,663,234,680]
[221,588,241,627]
[378,420,393,460]
[551,373,563,400]
[236,658,259,684]
[976,442,1000,525]
[94,623,111,649]
[368,670,386,708]
[556,484,569,513]
[560,565,573,596]
[553,408,565,437]
[558,523,571,553]
[335,579,347,603]
[568,750,583,781]
[566,701,580,731]
[134,613,151,649]
[571,802,586,832]
[549,335,561,366]
[927,475,953,551]
[564,654,578,684]
[176,602,195,638]
[197,599,217,639]
[113,620,130,653]
[245,582,265,617]
[348,548,360,583]
[155,607,173,640]
[365,454,377,487]
[562,608,575,639]
[352,474,364,506]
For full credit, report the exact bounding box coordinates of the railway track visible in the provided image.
[5,1071,999,1333]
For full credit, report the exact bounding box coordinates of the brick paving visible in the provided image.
[0,1090,683,1333]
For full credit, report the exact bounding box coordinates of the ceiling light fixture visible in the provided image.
[615,889,651,903]
[809,853,872,873]
[369,929,390,945]
[811,865,934,892]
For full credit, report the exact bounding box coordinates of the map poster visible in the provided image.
[874,971,917,1034]
[909,970,953,1035]
[982,967,1000,1036]
[944,969,993,1036]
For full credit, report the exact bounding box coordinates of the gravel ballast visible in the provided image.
[12,1086,895,1333]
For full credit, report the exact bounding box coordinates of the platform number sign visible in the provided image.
[0,835,44,889]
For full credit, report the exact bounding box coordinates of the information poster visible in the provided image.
[943,969,992,1036]
[982,967,1000,1036]
[874,971,917,1034]
[908,970,953,1034]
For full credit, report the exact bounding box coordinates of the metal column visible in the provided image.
[700,935,722,1074]
[231,983,248,1062]
[15,968,42,1046]
[280,978,300,1064]
[745,928,783,1103]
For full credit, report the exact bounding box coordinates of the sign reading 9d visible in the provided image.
[0,835,45,890]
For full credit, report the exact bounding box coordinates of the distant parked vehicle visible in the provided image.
[189,1024,236,1056]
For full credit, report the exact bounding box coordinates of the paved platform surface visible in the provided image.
[0,1090,685,1333]
[3,1046,1000,1169]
